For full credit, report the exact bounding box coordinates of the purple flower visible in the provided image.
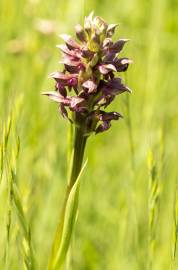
[43,12,132,134]
[95,111,122,133]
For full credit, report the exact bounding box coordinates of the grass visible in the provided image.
[0,0,178,269]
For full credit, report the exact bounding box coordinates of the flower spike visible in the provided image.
[44,12,132,134]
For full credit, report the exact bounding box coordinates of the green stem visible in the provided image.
[69,126,87,188]
[48,124,87,270]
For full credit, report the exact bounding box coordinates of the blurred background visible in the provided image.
[0,0,178,269]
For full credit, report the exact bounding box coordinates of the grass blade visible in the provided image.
[49,159,87,270]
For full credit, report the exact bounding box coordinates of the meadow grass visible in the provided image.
[0,0,178,269]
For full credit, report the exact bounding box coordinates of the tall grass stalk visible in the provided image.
[2,97,36,269]
[124,92,135,172]
[170,180,178,270]
[147,150,160,270]
[3,114,12,269]
[123,74,139,267]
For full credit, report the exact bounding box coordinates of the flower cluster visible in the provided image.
[43,12,132,134]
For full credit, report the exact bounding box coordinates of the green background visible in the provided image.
[0,0,178,269]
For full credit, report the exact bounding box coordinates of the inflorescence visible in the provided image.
[43,12,132,135]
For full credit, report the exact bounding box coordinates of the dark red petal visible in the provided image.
[59,104,68,119]
[100,78,132,96]
[110,39,129,53]
[99,111,122,121]
[81,47,95,59]
[95,121,111,134]
[114,58,133,72]
[55,83,67,97]
[64,65,81,74]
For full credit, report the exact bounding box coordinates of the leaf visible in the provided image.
[48,160,87,270]
[3,113,12,150]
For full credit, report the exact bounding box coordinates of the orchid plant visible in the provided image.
[43,12,132,270]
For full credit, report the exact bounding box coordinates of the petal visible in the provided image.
[64,65,82,74]
[99,78,132,96]
[99,111,123,121]
[114,57,133,72]
[103,52,115,62]
[70,97,85,107]
[107,24,119,37]
[59,104,68,119]
[59,34,81,50]
[95,121,111,133]
[42,91,70,105]
[82,80,97,93]
[56,44,81,58]
[75,24,87,42]
[93,16,108,33]
[98,64,116,74]
[69,97,87,112]
[81,46,95,59]
[110,39,130,53]
[55,83,67,96]
[103,38,113,48]
[84,12,94,34]
[109,78,132,93]
[49,72,78,81]
[59,57,82,67]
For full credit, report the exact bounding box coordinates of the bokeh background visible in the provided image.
[0,0,178,269]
